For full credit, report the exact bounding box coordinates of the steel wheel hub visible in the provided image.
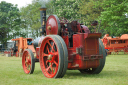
[47,54,53,60]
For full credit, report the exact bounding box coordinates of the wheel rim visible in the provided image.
[40,38,59,78]
[53,35,68,78]
[22,51,32,74]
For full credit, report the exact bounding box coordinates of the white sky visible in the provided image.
[0,0,32,8]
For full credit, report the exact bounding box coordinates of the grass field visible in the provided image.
[0,53,128,85]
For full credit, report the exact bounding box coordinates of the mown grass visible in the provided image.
[0,53,128,85]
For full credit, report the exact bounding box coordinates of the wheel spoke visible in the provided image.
[26,64,29,69]
[46,60,50,64]
[28,58,31,62]
[52,52,58,56]
[51,42,56,52]
[53,61,58,67]
[43,53,49,57]
[46,64,52,72]
[51,63,53,74]
[26,56,30,62]
[47,41,52,48]
[25,61,29,65]
[46,45,50,53]
[26,57,28,61]
[27,63,31,69]
[27,64,31,70]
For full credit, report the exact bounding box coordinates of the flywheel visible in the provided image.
[46,15,61,35]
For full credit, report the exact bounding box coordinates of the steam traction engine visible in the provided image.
[22,8,106,78]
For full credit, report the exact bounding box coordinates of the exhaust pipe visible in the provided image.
[40,7,47,35]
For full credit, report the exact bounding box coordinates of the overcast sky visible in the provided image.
[0,0,32,8]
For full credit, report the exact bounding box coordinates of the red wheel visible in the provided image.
[40,35,67,78]
[22,49,35,74]
[52,35,68,78]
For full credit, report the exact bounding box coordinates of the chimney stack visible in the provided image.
[40,7,47,35]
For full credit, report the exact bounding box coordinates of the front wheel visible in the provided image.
[39,35,68,78]
[22,49,35,74]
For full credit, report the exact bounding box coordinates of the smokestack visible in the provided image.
[40,7,47,35]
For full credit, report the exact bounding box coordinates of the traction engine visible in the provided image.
[102,34,128,54]
[22,7,106,78]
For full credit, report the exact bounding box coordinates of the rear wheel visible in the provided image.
[39,35,68,78]
[79,39,106,74]
[22,49,35,74]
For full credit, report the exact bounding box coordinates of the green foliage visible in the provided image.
[79,0,103,21]
[78,0,103,32]
[19,0,128,38]
[99,0,128,36]
[0,1,23,45]
[79,0,128,36]
[20,0,43,38]
[47,0,81,22]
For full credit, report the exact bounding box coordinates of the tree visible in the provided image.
[78,0,128,36]
[20,0,42,38]
[20,0,53,38]
[0,1,23,47]
[78,0,103,32]
[99,0,128,36]
[47,0,81,22]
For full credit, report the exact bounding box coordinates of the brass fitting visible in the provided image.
[47,26,51,30]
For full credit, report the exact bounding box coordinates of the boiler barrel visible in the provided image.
[32,37,40,48]
[32,36,45,48]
